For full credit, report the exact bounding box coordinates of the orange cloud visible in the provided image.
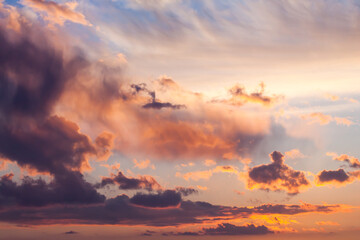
[316,221,340,226]
[301,113,353,126]
[334,117,354,126]
[177,165,239,181]
[324,93,339,101]
[133,159,155,170]
[327,152,360,168]
[22,0,91,26]
[285,149,305,159]
[204,159,216,166]
[301,112,332,125]
[214,82,281,107]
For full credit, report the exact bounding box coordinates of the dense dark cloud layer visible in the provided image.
[203,223,273,235]
[247,151,310,195]
[0,194,342,226]
[0,23,86,119]
[130,190,181,208]
[162,223,274,236]
[0,171,105,207]
[0,115,97,174]
[96,171,161,191]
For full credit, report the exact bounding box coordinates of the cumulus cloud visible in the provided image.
[315,168,360,186]
[247,151,310,195]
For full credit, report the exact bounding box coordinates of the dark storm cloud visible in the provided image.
[0,171,105,207]
[95,171,161,191]
[0,115,97,174]
[0,194,342,227]
[247,151,310,195]
[0,10,111,208]
[0,24,87,119]
[130,190,181,208]
[317,169,350,183]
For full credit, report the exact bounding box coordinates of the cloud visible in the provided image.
[0,171,105,207]
[284,149,305,159]
[301,113,353,126]
[96,171,162,191]
[204,159,216,166]
[327,152,360,168]
[131,83,185,110]
[21,0,91,26]
[133,159,155,170]
[174,187,198,196]
[324,93,339,101]
[177,165,239,181]
[214,82,280,107]
[301,112,332,125]
[316,221,339,226]
[64,231,78,234]
[315,169,358,186]
[130,190,182,208]
[247,151,310,195]
[203,223,273,235]
[0,194,344,227]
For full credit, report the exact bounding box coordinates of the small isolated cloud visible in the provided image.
[316,221,340,226]
[315,168,360,186]
[301,113,353,126]
[133,159,155,170]
[327,152,360,168]
[64,230,78,234]
[177,165,238,181]
[96,171,162,191]
[247,151,310,195]
[197,185,208,191]
[301,112,332,125]
[204,159,216,167]
[285,149,305,160]
[142,230,156,236]
[334,117,354,126]
[324,93,339,101]
[214,82,280,107]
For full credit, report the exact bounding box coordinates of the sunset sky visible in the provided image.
[1,0,360,239]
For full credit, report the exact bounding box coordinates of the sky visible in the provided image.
[0,0,360,239]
